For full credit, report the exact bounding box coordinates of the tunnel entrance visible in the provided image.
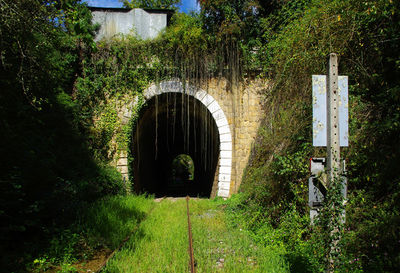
[132,92,220,197]
[169,154,195,195]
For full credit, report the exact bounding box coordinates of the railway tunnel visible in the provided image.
[131,92,221,197]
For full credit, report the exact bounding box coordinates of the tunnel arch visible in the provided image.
[134,80,232,197]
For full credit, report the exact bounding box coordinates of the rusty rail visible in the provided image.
[186,196,196,273]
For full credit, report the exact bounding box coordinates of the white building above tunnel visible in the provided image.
[90,7,173,41]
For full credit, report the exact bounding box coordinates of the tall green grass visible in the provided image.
[191,199,289,273]
[84,194,154,249]
[104,198,289,273]
[29,194,154,272]
[32,196,292,272]
[104,199,189,272]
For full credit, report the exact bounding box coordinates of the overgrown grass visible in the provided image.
[191,198,289,273]
[224,194,321,273]
[104,198,189,272]
[30,196,315,272]
[83,194,154,249]
[104,197,289,272]
[29,194,154,272]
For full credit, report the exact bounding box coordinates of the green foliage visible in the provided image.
[311,175,347,270]
[91,103,120,161]
[83,194,153,249]
[342,190,400,272]
[74,36,156,165]
[238,0,400,271]
[163,12,207,52]
[241,104,312,226]
[171,154,195,181]
[122,0,181,9]
[29,195,153,271]
[0,1,125,271]
[199,0,279,39]
[225,194,321,272]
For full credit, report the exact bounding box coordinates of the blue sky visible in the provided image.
[84,0,200,13]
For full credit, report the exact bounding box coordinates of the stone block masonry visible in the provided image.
[204,79,264,195]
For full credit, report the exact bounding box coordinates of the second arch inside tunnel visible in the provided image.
[131,92,220,197]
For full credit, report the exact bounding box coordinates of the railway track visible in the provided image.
[48,196,285,272]
[186,196,196,273]
[96,196,197,272]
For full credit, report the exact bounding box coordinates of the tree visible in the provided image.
[0,1,122,270]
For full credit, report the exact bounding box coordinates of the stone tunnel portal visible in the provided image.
[132,93,221,197]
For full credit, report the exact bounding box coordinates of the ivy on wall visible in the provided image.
[74,11,250,170]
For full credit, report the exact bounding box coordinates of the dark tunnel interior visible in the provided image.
[132,93,220,197]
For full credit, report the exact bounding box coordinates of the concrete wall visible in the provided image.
[91,8,168,41]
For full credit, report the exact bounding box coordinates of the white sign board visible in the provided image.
[312,75,349,147]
